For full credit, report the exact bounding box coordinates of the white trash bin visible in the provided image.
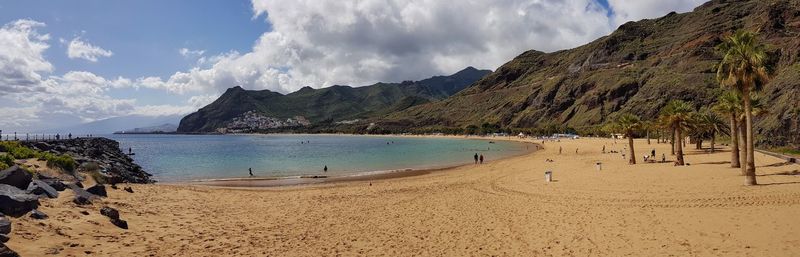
[596,162,602,171]
[545,170,552,182]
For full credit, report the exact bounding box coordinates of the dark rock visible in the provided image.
[73,181,84,188]
[29,209,48,219]
[40,179,67,191]
[69,184,96,205]
[99,207,119,220]
[110,218,128,229]
[0,166,32,190]
[0,216,10,234]
[0,234,8,243]
[0,185,39,217]
[85,184,107,197]
[123,187,133,193]
[110,184,118,190]
[79,210,89,215]
[0,243,20,257]
[73,195,91,205]
[26,180,59,198]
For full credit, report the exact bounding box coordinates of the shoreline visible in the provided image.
[7,137,800,256]
[166,135,540,188]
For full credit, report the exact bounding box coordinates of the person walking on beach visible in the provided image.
[651,149,656,159]
[249,168,254,177]
[559,146,562,155]
[474,153,479,164]
[479,154,484,164]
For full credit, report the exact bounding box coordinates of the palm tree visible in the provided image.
[613,113,643,165]
[717,30,771,186]
[713,92,742,168]
[696,110,729,153]
[660,100,694,166]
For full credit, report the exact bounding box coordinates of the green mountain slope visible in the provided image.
[177,67,491,132]
[385,0,800,146]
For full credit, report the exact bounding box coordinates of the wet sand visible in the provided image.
[6,137,800,256]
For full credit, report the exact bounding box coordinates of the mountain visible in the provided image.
[384,0,800,146]
[47,115,184,135]
[114,123,179,134]
[177,67,491,132]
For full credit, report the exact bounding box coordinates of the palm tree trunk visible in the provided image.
[676,128,685,165]
[743,88,757,185]
[646,130,651,145]
[628,136,636,165]
[739,120,747,176]
[695,138,702,150]
[711,133,716,153]
[730,113,740,168]
[670,128,675,155]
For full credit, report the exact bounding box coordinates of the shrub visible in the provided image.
[0,141,37,159]
[88,169,107,184]
[44,154,76,172]
[0,162,8,170]
[0,154,13,167]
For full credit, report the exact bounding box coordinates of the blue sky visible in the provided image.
[0,0,264,79]
[0,0,706,131]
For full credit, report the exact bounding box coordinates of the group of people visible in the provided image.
[473,153,485,164]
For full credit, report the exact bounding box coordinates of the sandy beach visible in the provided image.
[6,137,800,256]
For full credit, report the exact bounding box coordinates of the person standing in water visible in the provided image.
[474,153,479,164]
[249,168,254,177]
[324,165,328,172]
[479,154,484,164]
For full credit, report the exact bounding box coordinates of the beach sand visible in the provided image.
[6,137,800,256]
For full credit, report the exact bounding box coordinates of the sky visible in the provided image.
[0,0,707,131]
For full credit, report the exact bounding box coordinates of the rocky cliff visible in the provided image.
[386,0,800,146]
[177,67,491,132]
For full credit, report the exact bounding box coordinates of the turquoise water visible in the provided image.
[106,134,531,181]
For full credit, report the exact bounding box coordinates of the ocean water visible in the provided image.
[106,134,531,181]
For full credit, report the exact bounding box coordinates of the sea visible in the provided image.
[105,134,531,182]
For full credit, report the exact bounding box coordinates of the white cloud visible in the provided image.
[67,37,113,62]
[0,19,52,94]
[179,47,205,58]
[607,0,707,27]
[139,0,615,95]
[146,0,707,96]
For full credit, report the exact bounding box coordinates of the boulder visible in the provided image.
[0,166,32,190]
[99,207,119,220]
[86,184,107,197]
[40,179,67,191]
[0,185,39,217]
[0,216,10,234]
[110,218,128,230]
[26,180,59,198]
[69,184,96,205]
[123,187,134,193]
[29,209,48,220]
[0,243,20,257]
[0,234,8,243]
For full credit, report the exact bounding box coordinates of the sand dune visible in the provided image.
[6,138,800,256]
